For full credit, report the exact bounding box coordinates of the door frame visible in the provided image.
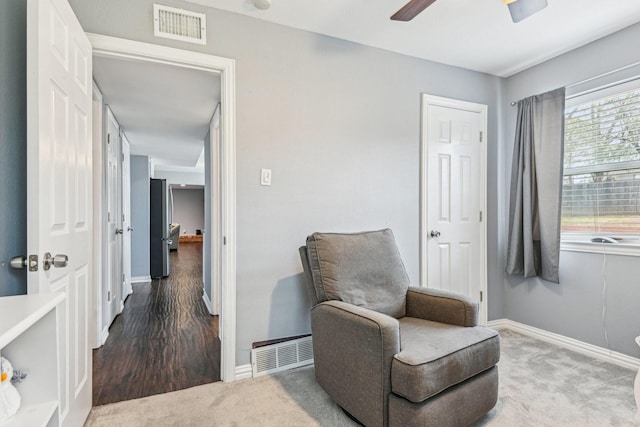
[88,34,237,382]
[419,94,488,325]
[92,81,106,347]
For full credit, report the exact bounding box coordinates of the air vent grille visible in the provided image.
[251,336,314,377]
[153,4,206,45]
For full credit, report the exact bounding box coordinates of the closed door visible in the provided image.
[105,107,120,325]
[421,95,487,323]
[26,0,93,424]
[122,134,132,297]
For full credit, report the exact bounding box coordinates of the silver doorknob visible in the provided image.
[115,228,124,235]
[11,255,39,271]
[430,230,441,238]
[10,256,27,269]
[43,252,68,270]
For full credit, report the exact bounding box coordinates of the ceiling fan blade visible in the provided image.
[390,0,438,21]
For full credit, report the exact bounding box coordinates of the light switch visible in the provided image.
[260,168,272,186]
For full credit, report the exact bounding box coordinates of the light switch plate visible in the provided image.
[260,168,272,186]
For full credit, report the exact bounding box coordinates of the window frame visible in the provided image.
[560,78,640,255]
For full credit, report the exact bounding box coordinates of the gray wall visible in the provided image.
[0,0,27,297]
[501,23,640,357]
[68,0,503,365]
[130,155,151,279]
[172,188,204,235]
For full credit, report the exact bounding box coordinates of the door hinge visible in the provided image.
[223,236,227,245]
[108,212,111,222]
[122,214,125,222]
[108,290,111,300]
[123,273,125,283]
[121,153,124,162]
[479,131,483,142]
[479,211,483,222]
[107,134,111,144]
[480,291,483,302]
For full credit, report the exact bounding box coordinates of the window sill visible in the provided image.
[561,240,640,257]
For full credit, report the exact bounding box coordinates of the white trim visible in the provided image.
[488,319,640,370]
[88,33,237,382]
[92,81,105,350]
[419,94,489,325]
[561,241,640,257]
[202,291,213,315]
[234,364,253,380]
[131,276,152,284]
[100,325,109,346]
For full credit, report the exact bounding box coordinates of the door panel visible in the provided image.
[423,99,486,322]
[27,0,92,425]
[105,108,120,326]
[122,135,132,297]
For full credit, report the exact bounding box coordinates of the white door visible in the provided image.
[421,95,487,324]
[26,0,92,425]
[121,134,132,297]
[210,113,222,315]
[105,107,121,326]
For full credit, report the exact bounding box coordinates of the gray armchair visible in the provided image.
[299,229,500,427]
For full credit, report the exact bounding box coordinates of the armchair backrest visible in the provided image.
[300,229,410,319]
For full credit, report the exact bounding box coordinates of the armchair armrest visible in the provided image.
[405,286,478,327]
[311,300,399,427]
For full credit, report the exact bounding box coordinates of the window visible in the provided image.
[562,81,640,238]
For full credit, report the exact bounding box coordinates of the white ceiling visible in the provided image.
[186,0,640,77]
[93,55,220,169]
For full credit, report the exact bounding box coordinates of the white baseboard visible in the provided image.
[101,325,109,345]
[131,275,151,284]
[202,292,213,315]
[488,319,640,371]
[235,364,253,380]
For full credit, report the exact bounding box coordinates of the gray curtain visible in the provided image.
[505,87,565,283]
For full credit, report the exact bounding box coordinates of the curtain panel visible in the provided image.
[505,87,565,283]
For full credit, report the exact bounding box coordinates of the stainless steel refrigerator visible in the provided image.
[150,178,170,278]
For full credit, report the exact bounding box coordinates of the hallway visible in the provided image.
[93,242,220,406]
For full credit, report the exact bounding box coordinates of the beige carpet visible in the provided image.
[85,330,638,426]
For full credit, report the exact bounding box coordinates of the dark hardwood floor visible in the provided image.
[93,242,220,406]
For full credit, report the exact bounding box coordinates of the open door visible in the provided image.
[27,0,93,425]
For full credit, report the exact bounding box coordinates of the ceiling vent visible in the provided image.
[153,4,206,45]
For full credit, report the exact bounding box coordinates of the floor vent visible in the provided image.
[251,336,314,377]
[153,4,206,45]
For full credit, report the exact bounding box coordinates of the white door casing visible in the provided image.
[92,81,105,348]
[26,0,93,424]
[105,107,120,329]
[88,34,238,382]
[121,133,132,297]
[420,95,488,325]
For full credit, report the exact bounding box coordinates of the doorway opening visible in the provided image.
[88,35,237,403]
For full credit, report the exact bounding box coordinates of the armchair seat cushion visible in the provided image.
[391,317,500,403]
